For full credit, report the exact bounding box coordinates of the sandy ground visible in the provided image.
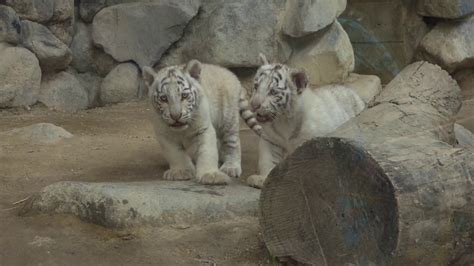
[0,101,271,265]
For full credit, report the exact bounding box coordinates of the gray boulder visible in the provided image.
[21,20,72,71]
[39,71,89,112]
[403,6,430,63]
[276,38,293,63]
[1,123,73,144]
[343,73,382,105]
[21,180,260,228]
[70,21,118,76]
[94,51,118,77]
[0,44,41,108]
[75,72,103,108]
[288,21,354,86]
[92,1,199,68]
[50,0,74,22]
[161,0,282,68]
[283,0,346,38]
[0,5,22,45]
[417,16,474,73]
[457,99,474,133]
[47,20,74,45]
[5,0,73,23]
[416,0,474,19]
[100,63,139,104]
[454,123,474,148]
[79,0,106,23]
[79,0,153,23]
[454,69,474,100]
[340,1,428,84]
[70,21,96,73]
[4,0,54,22]
[106,0,148,5]
[94,49,120,77]
[47,0,75,45]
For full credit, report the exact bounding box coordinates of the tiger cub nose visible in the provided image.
[170,113,182,121]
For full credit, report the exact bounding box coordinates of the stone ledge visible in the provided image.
[21,180,260,228]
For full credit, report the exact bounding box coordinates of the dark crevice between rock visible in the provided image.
[117,59,146,100]
[154,6,204,70]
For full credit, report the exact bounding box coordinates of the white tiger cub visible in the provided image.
[142,60,261,185]
[246,54,366,188]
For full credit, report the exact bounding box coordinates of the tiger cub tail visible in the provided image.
[239,88,262,136]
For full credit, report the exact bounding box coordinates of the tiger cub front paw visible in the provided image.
[219,163,242,178]
[247,175,267,189]
[163,169,194,181]
[197,171,231,185]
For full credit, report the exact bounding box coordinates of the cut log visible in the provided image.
[260,61,474,265]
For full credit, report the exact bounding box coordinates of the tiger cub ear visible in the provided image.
[185,59,202,80]
[142,66,157,87]
[290,69,308,94]
[259,53,269,65]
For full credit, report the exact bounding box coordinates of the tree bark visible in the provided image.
[259,61,474,265]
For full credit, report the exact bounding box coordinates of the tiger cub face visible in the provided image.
[142,60,202,130]
[249,54,308,123]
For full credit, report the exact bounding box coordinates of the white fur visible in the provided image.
[146,63,244,185]
[247,85,366,188]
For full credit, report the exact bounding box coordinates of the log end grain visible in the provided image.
[260,138,398,265]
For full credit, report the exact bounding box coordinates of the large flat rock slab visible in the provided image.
[92,2,199,68]
[22,180,260,228]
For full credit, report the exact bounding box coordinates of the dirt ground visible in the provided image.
[0,101,271,265]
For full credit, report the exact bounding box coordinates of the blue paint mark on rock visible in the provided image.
[338,18,400,80]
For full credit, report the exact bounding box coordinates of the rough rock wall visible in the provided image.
[341,0,473,82]
[0,0,473,125]
[340,0,474,134]
[0,0,351,111]
[413,1,474,134]
[339,0,428,83]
